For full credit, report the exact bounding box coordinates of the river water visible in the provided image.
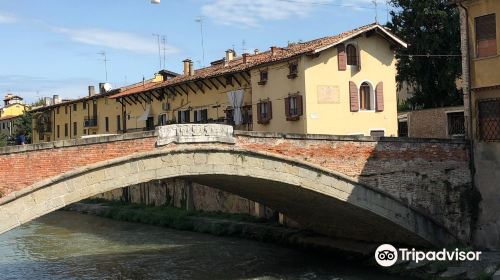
[0,211,406,280]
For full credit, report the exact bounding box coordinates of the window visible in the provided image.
[73,104,77,112]
[225,75,233,86]
[117,115,121,131]
[146,116,155,131]
[257,101,272,124]
[359,82,373,110]
[56,107,60,114]
[194,109,208,123]
[73,122,77,136]
[64,123,68,137]
[65,106,68,114]
[478,99,500,141]
[346,44,358,66]
[57,125,60,138]
[370,130,385,137]
[285,95,303,121]
[158,114,168,126]
[258,70,268,85]
[447,112,465,137]
[105,117,109,132]
[475,14,497,58]
[83,102,87,110]
[287,62,298,79]
[242,105,252,125]
[398,121,408,137]
[177,110,190,123]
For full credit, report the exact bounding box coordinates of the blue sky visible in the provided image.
[0,0,390,103]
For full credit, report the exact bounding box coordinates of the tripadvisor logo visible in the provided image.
[374,244,482,267]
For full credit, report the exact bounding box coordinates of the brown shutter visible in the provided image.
[296,95,303,116]
[267,101,273,121]
[257,102,262,123]
[284,97,291,117]
[349,81,359,112]
[357,46,362,71]
[376,82,384,112]
[337,44,346,71]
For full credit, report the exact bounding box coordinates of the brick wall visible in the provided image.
[0,130,472,239]
[399,106,464,138]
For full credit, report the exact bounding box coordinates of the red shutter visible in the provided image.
[257,102,262,123]
[376,82,384,112]
[337,44,346,71]
[357,46,362,71]
[284,97,291,118]
[296,95,303,116]
[349,81,359,112]
[267,101,273,121]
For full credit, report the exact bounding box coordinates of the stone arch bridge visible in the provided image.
[0,125,472,247]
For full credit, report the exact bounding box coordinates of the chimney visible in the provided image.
[53,94,61,105]
[271,46,278,56]
[189,60,194,76]
[225,49,235,63]
[254,49,260,55]
[99,83,106,94]
[88,85,96,96]
[183,59,192,76]
[242,53,250,64]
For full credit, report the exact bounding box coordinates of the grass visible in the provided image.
[80,198,267,232]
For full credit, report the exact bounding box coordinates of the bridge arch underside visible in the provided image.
[0,148,457,247]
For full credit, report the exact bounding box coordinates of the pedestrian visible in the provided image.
[16,131,26,145]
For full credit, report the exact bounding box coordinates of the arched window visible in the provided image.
[360,82,373,110]
[346,44,358,66]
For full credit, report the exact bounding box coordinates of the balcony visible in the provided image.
[84,117,98,128]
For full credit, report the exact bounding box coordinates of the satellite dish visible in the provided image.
[103,83,113,92]
[151,0,160,4]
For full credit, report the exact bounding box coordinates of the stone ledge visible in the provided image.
[0,131,156,155]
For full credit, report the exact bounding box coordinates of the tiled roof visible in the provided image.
[110,23,406,99]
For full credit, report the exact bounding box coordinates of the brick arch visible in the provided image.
[0,147,456,247]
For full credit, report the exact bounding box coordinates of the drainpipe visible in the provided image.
[458,1,477,242]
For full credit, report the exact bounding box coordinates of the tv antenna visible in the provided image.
[372,0,378,23]
[153,33,162,69]
[195,17,206,67]
[242,39,247,54]
[162,35,167,69]
[98,51,109,82]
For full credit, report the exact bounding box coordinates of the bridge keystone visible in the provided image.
[156,124,235,146]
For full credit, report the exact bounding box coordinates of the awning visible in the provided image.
[138,104,151,121]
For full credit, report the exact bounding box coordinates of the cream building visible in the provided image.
[32,23,406,143]
[456,0,500,250]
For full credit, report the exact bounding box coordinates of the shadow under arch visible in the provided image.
[0,147,457,247]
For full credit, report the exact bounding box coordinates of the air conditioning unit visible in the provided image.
[162,102,171,111]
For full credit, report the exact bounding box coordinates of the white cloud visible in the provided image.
[53,27,179,55]
[201,0,374,27]
[0,12,18,24]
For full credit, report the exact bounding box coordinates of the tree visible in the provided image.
[387,0,463,109]
[13,110,33,144]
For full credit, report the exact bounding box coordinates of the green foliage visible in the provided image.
[13,110,33,144]
[0,133,9,147]
[387,0,463,109]
[31,98,46,107]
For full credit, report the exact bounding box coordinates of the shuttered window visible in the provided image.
[284,95,303,121]
[475,14,497,58]
[337,44,346,71]
[346,45,358,66]
[257,101,272,124]
[349,81,359,112]
[375,82,384,112]
[360,83,371,110]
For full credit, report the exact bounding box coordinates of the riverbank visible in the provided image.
[64,200,378,258]
[65,200,500,280]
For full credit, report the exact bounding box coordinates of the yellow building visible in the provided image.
[0,94,27,119]
[32,23,406,143]
[456,0,500,250]
[110,23,406,137]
